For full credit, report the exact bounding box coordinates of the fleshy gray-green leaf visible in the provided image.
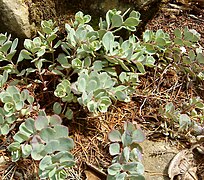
[39,127,56,143]
[39,155,52,171]
[53,125,69,139]
[35,116,49,131]
[0,123,10,135]
[108,163,122,176]
[31,143,45,160]
[111,14,123,28]
[196,53,204,64]
[124,17,140,27]
[122,147,130,162]
[44,140,59,154]
[77,77,86,92]
[13,132,30,143]
[22,144,32,157]
[121,131,132,147]
[49,115,62,126]
[108,130,122,142]
[132,129,146,143]
[109,142,120,156]
[102,32,114,53]
[57,137,74,151]
[53,102,62,114]
[65,107,73,120]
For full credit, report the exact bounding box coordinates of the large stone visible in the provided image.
[0,0,31,38]
[141,140,179,180]
[0,0,161,39]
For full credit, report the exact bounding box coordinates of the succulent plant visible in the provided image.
[0,86,35,135]
[54,79,74,102]
[8,114,75,179]
[161,97,204,135]
[0,71,8,88]
[0,33,18,74]
[76,70,114,112]
[108,122,146,180]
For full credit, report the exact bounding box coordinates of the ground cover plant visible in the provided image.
[0,8,204,179]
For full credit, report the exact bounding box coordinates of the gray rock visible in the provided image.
[141,140,179,180]
[0,0,31,38]
[0,0,161,39]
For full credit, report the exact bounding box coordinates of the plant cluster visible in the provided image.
[0,86,74,179]
[0,86,36,135]
[0,33,18,74]
[52,9,144,114]
[108,122,145,180]
[8,114,75,179]
[1,9,203,115]
[160,97,204,137]
[0,7,203,179]
[142,28,204,83]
